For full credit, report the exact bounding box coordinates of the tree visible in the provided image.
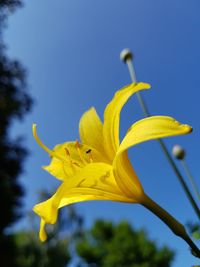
[0,0,33,266]
[76,220,174,267]
[14,231,70,267]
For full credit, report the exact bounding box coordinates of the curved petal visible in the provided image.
[33,162,133,241]
[112,116,192,201]
[79,107,106,157]
[118,116,192,154]
[36,190,133,241]
[103,82,151,161]
[113,151,144,200]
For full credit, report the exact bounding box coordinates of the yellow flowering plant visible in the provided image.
[33,82,200,257]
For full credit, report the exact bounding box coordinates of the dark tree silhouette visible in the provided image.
[0,1,33,266]
[0,0,22,12]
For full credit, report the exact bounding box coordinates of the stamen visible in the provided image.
[88,153,93,163]
[86,149,93,162]
[64,147,76,171]
[75,140,88,164]
[72,162,81,167]
[64,148,70,157]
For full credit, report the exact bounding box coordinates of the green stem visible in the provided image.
[141,193,200,258]
[181,159,200,202]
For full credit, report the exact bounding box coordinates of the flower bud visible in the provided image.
[120,48,133,62]
[172,145,185,160]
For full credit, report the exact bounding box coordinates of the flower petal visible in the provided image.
[103,82,151,160]
[118,116,192,154]
[33,162,133,240]
[79,107,106,157]
[112,116,192,201]
[113,151,144,200]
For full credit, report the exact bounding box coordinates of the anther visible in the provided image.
[75,140,87,164]
[86,149,92,154]
[64,148,70,157]
[64,147,74,169]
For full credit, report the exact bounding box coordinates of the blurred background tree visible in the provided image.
[0,0,32,266]
[14,231,70,267]
[76,220,174,267]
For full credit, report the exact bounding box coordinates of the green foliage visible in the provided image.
[76,220,174,267]
[14,231,70,267]
[187,222,200,240]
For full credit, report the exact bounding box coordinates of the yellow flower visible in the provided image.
[33,82,192,242]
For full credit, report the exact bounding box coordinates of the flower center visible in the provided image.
[33,124,109,179]
[64,141,94,168]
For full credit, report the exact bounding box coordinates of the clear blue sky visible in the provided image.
[5,0,200,266]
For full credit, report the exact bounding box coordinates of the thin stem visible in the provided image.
[125,57,200,220]
[158,139,200,219]
[141,193,200,258]
[126,59,150,117]
[181,159,200,202]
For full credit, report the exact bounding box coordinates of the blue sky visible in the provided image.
[5,0,200,266]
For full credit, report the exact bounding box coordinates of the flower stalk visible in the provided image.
[141,193,200,258]
[172,145,200,203]
[181,158,200,202]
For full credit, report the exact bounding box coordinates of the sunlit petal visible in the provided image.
[79,107,107,158]
[35,188,133,241]
[113,151,144,200]
[34,162,133,240]
[118,116,192,154]
[103,82,150,160]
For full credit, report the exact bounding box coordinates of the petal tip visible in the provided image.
[39,219,47,242]
[139,82,151,89]
[40,231,47,242]
[32,123,37,135]
[184,124,193,133]
[85,106,96,114]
